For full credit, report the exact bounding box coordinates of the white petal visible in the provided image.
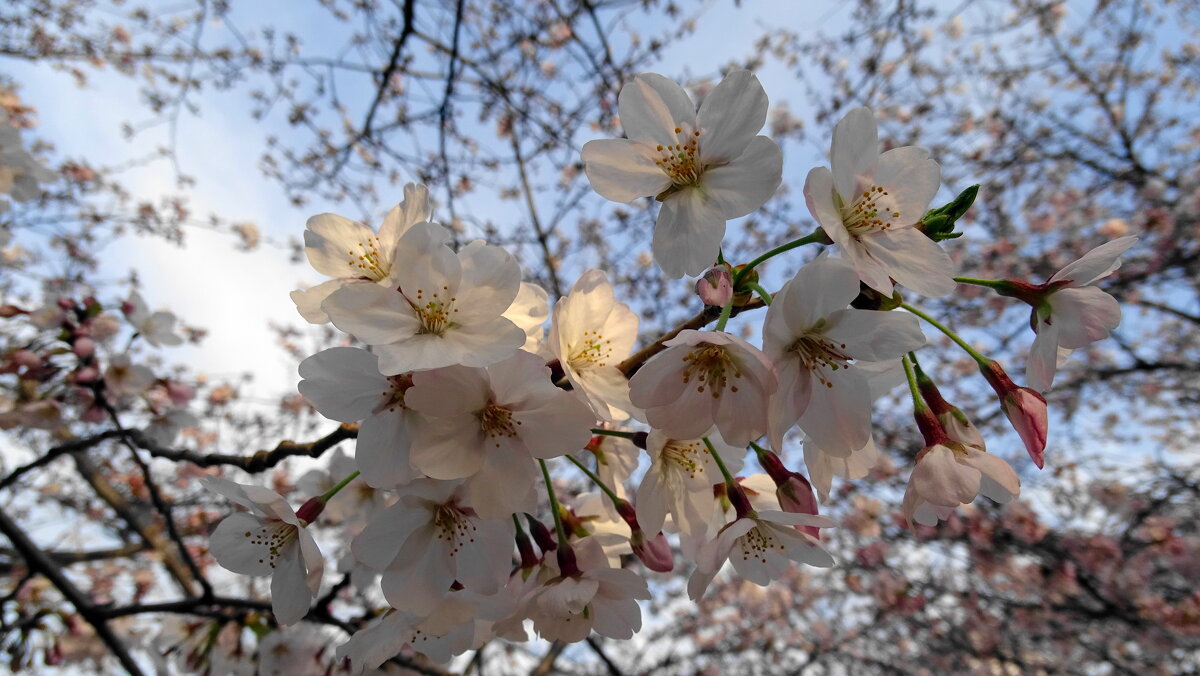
[618,73,697,146]
[830,107,880,200]
[270,542,313,625]
[1050,236,1138,286]
[454,240,523,324]
[797,366,872,455]
[289,279,346,324]
[652,189,726,278]
[697,70,769,164]
[804,166,851,247]
[1026,316,1061,392]
[873,145,940,223]
[355,412,417,488]
[323,283,421,346]
[304,214,376,279]
[581,139,671,202]
[297,347,387,422]
[825,308,926,362]
[864,227,957,297]
[378,182,432,255]
[351,502,428,570]
[702,136,783,218]
[775,256,860,332]
[208,512,275,576]
[1050,286,1122,349]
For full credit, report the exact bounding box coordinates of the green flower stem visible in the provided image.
[714,300,735,332]
[319,471,360,502]
[901,354,925,412]
[953,276,1007,290]
[703,437,738,486]
[901,303,989,366]
[565,454,623,507]
[590,428,638,440]
[745,281,773,305]
[733,228,829,287]
[538,459,569,546]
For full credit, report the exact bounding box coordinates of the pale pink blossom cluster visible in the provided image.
[198,69,1136,669]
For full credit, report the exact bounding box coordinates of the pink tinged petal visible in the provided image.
[270,543,313,625]
[645,371,720,441]
[825,308,926,362]
[337,613,417,673]
[872,145,941,222]
[454,241,523,324]
[805,166,852,247]
[355,412,417,488]
[482,350,555,408]
[1049,287,1122,349]
[377,182,432,254]
[768,361,811,452]
[959,449,1021,504]
[714,386,769,447]
[323,283,422,346]
[303,214,377,278]
[830,107,880,200]
[351,502,429,570]
[864,227,957,298]
[581,139,672,202]
[208,512,277,576]
[911,445,981,506]
[618,73,697,146]
[407,365,492,416]
[702,136,783,218]
[1003,389,1048,468]
[514,395,597,459]
[1049,235,1138,286]
[297,347,388,422]
[697,70,769,164]
[408,417,487,479]
[290,279,346,324]
[628,348,690,409]
[797,366,872,456]
[653,188,726,278]
[775,256,861,333]
[1026,316,1062,392]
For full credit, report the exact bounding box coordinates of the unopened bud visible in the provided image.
[295,496,325,525]
[556,541,582,577]
[11,349,41,369]
[980,360,1048,468]
[0,304,27,318]
[776,473,821,539]
[695,264,733,307]
[525,515,557,554]
[75,365,100,384]
[631,529,674,572]
[515,527,539,569]
[73,337,95,359]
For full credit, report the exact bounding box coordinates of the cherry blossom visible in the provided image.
[322,222,527,374]
[901,442,1021,527]
[297,346,418,488]
[804,107,956,297]
[581,70,782,277]
[526,537,650,642]
[629,329,777,446]
[203,477,325,625]
[1025,236,1138,391]
[404,350,597,517]
[290,182,431,323]
[123,291,183,347]
[763,256,925,454]
[549,269,639,421]
[635,430,744,544]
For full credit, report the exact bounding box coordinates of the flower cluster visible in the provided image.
[200,69,1136,669]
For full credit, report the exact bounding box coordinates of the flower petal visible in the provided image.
[702,136,783,219]
[581,139,671,202]
[618,73,697,146]
[297,347,387,422]
[1049,236,1138,286]
[653,188,726,278]
[863,227,957,298]
[830,107,880,200]
[697,70,768,165]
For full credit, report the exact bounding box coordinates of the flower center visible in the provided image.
[373,373,414,415]
[408,285,459,336]
[346,237,388,281]
[787,333,852,388]
[654,125,703,186]
[662,439,707,479]
[737,522,786,564]
[479,401,520,446]
[839,185,903,236]
[243,521,299,569]
[680,344,743,398]
[432,504,476,556]
[569,330,614,372]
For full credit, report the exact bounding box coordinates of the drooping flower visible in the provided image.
[980,359,1049,468]
[804,107,956,297]
[687,509,835,600]
[290,183,432,323]
[629,329,776,446]
[351,479,513,616]
[297,346,418,488]
[549,269,639,421]
[635,430,743,544]
[526,537,650,643]
[581,70,783,278]
[322,222,527,374]
[763,256,925,454]
[1022,236,1138,391]
[203,477,325,625]
[901,442,1021,527]
[404,350,597,518]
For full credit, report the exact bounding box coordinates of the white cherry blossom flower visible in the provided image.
[550,269,639,421]
[901,442,1020,527]
[104,354,155,399]
[291,183,431,323]
[124,291,183,347]
[629,329,777,446]
[687,509,835,600]
[505,281,550,353]
[405,351,597,518]
[352,479,513,615]
[322,222,527,374]
[526,537,650,643]
[635,430,743,544]
[203,477,325,625]
[297,346,418,488]
[763,256,925,455]
[581,70,783,278]
[804,107,956,297]
[1026,236,1138,391]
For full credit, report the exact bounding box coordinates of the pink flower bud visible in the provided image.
[980,360,1048,468]
[0,304,26,318]
[695,264,734,307]
[166,380,195,407]
[631,529,674,572]
[82,404,106,424]
[777,473,822,539]
[75,365,100,384]
[72,337,95,359]
[295,496,325,525]
[11,349,41,369]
